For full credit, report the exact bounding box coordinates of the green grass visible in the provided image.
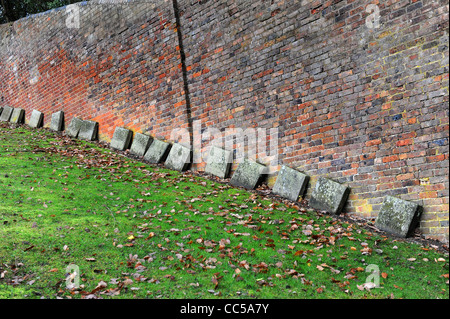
[0,123,448,299]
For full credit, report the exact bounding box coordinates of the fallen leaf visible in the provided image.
[364,282,377,290]
[357,282,377,291]
[123,278,133,286]
[382,272,388,279]
[96,281,107,289]
[211,276,219,289]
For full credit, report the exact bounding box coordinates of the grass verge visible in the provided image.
[0,123,448,299]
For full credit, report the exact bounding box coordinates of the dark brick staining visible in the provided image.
[0,0,448,242]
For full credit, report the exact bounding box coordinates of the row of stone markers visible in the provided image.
[0,106,423,239]
[0,106,44,128]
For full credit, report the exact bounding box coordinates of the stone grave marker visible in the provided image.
[272,166,310,202]
[10,108,25,124]
[0,106,13,122]
[66,117,84,138]
[28,110,44,128]
[144,139,171,164]
[230,159,266,190]
[309,177,350,214]
[130,133,152,157]
[78,120,98,141]
[165,143,191,171]
[205,146,233,179]
[375,196,422,238]
[110,127,133,151]
[50,111,64,131]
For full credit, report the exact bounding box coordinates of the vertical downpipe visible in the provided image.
[172,0,194,157]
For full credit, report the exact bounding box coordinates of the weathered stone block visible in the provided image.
[78,120,99,141]
[130,133,152,157]
[0,106,13,122]
[375,196,422,238]
[230,159,266,190]
[144,139,171,164]
[309,177,350,214]
[10,108,25,124]
[28,110,44,128]
[50,111,64,131]
[165,143,191,171]
[110,127,133,151]
[205,146,233,179]
[66,117,84,138]
[272,166,309,202]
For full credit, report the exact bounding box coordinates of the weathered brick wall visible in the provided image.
[0,0,448,241]
[178,0,449,242]
[0,1,187,141]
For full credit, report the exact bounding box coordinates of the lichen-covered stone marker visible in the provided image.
[130,133,152,157]
[66,117,84,138]
[165,143,191,172]
[110,127,133,151]
[50,111,64,131]
[272,166,309,202]
[375,196,422,238]
[0,106,13,122]
[144,139,171,164]
[10,108,25,124]
[205,146,233,179]
[78,120,99,141]
[28,110,44,128]
[309,177,350,214]
[230,159,266,190]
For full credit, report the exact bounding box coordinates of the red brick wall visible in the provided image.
[0,2,187,141]
[0,0,448,242]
